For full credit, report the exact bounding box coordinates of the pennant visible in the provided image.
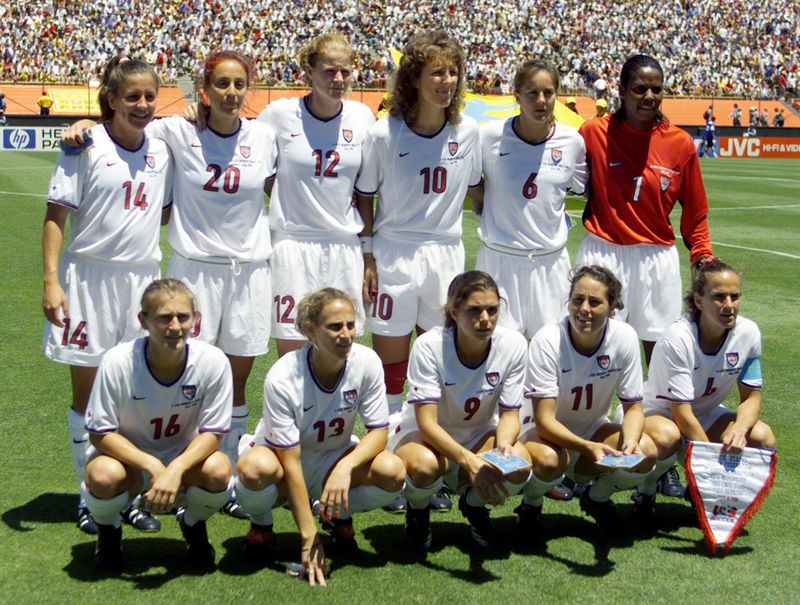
[685,440,777,555]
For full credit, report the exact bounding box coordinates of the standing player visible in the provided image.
[389,272,531,550]
[83,279,233,571]
[64,52,277,493]
[354,30,481,415]
[519,266,658,529]
[147,52,276,508]
[472,59,587,338]
[256,33,375,358]
[576,55,712,499]
[43,57,171,535]
[576,53,713,364]
[633,259,776,514]
[235,289,404,586]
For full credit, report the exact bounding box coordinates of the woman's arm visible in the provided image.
[274,446,327,587]
[356,192,377,304]
[319,428,388,520]
[721,386,762,452]
[619,401,645,454]
[534,397,618,461]
[671,401,709,442]
[42,204,70,326]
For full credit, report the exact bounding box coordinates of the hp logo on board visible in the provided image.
[3,129,36,149]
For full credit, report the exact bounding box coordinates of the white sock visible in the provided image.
[590,469,651,502]
[638,453,678,496]
[234,478,278,526]
[404,476,442,509]
[68,408,89,489]
[386,393,403,415]
[183,479,233,526]
[522,473,564,507]
[349,483,404,513]
[221,408,249,467]
[502,472,530,498]
[81,483,129,528]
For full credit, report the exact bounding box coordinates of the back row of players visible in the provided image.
[44,31,775,580]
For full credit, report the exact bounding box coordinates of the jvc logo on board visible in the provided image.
[2,128,37,149]
[718,137,760,158]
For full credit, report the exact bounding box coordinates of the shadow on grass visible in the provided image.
[65,537,222,588]
[2,492,76,531]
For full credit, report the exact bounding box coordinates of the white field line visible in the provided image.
[711,241,800,260]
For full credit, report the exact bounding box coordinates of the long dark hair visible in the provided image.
[98,58,158,122]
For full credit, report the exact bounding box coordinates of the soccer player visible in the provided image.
[82,279,233,571]
[519,266,658,529]
[43,57,171,536]
[389,272,531,550]
[576,54,712,500]
[354,30,481,415]
[632,259,776,514]
[576,54,713,364]
[472,59,588,338]
[255,33,375,358]
[63,53,277,495]
[235,288,404,586]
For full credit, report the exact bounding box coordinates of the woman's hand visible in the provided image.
[301,534,328,587]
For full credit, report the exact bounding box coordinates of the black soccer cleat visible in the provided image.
[94,523,124,572]
[656,465,686,499]
[458,493,497,548]
[121,501,161,532]
[514,501,542,535]
[179,515,216,568]
[77,505,98,535]
[579,490,621,529]
[429,489,453,512]
[404,506,432,551]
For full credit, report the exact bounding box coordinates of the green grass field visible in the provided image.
[1,153,798,603]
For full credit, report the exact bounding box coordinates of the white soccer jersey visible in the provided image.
[478,119,587,252]
[403,325,527,439]
[47,123,171,263]
[258,343,389,454]
[148,116,277,261]
[523,317,643,437]
[257,97,374,238]
[644,315,763,418]
[355,115,482,243]
[86,337,233,463]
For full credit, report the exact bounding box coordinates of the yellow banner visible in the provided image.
[464,91,585,130]
[49,87,101,114]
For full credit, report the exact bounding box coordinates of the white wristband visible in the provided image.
[359,236,373,254]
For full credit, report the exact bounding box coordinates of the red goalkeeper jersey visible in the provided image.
[580,116,712,262]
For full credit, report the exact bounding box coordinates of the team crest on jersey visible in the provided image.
[342,129,353,143]
[144,155,155,169]
[726,352,739,367]
[660,175,671,191]
[485,372,500,386]
[551,149,562,164]
[182,385,197,400]
[597,355,610,370]
[239,145,251,159]
[343,389,358,404]
[448,141,459,156]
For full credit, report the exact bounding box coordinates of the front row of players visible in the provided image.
[82,262,774,579]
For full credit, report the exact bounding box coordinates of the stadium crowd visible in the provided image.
[0,0,797,99]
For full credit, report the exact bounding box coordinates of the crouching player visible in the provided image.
[519,266,658,529]
[633,258,776,513]
[82,279,233,571]
[390,271,532,550]
[235,288,405,587]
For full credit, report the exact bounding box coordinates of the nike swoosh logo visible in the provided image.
[444,382,456,386]
[133,395,146,400]
[399,152,410,157]
[106,161,117,166]
[303,405,314,412]
[499,152,510,157]
[608,161,623,167]
[72,439,88,444]
[291,133,302,137]
[561,368,572,373]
